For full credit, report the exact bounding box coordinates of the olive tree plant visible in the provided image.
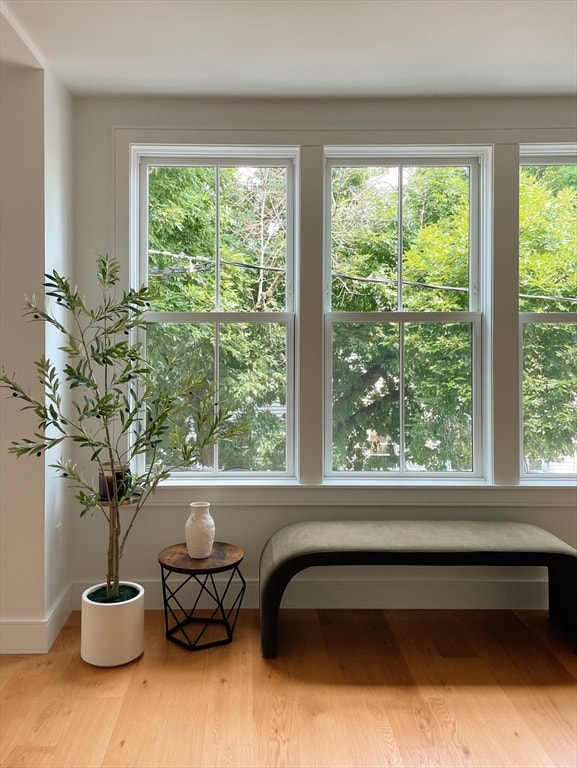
[1,255,245,600]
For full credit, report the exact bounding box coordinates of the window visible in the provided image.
[130,141,575,485]
[519,145,577,477]
[325,149,487,476]
[135,147,297,475]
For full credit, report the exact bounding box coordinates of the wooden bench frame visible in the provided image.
[259,521,577,658]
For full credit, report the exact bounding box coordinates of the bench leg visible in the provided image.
[548,564,577,641]
[261,575,287,659]
[260,566,299,658]
[261,615,278,659]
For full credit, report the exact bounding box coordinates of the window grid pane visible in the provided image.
[330,321,474,473]
[521,321,577,475]
[519,164,577,313]
[148,164,288,314]
[404,322,473,472]
[401,166,471,312]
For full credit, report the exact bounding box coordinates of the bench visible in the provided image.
[259,520,577,658]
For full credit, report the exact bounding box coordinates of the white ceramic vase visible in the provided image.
[80,581,145,667]
[185,501,215,558]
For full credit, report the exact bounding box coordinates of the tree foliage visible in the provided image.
[144,160,576,473]
[147,166,288,471]
[519,165,577,465]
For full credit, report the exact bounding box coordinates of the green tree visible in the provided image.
[144,160,576,473]
[330,166,473,471]
[520,165,577,465]
[146,165,288,471]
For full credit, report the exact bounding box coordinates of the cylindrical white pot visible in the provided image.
[81,582,145,667]
[185,501,215,558]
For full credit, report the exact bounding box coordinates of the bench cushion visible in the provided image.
[260,520,577,581]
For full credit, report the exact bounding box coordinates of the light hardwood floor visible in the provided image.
[1,609,576,768]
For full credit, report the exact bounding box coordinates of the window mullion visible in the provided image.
[492,143,520,485]
[215,166,221,312]
[398,164,404,311]
[214,320,220,469]
[298,145,325,484]
[469,159,480,312]
[399,321,406,472]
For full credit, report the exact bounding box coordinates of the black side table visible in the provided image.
[158,542,246,651]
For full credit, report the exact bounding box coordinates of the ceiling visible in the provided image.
[1,0,576,98]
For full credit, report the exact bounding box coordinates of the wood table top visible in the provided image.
[158,542,244,575]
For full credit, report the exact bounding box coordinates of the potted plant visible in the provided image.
[1,254,244,666]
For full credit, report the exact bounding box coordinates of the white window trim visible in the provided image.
[118,134,576,493]
[518,144,577,481]
[130,144,299,478]
[323,148,490,480]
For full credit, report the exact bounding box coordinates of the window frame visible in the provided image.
[323,148,490,479]
[123,138,576,489]
[518,144,577,480]
[130,145,299,478]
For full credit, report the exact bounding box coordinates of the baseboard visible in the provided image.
[0,586,73,654]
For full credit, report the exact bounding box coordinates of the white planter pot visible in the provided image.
[81,581,145,667]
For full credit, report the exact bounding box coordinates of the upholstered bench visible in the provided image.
[259,520,577,658]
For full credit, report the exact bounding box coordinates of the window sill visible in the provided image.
[152,477,576,508]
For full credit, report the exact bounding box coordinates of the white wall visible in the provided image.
[0,16,73,652]
[71,96,577,614]
[0,53,47,650]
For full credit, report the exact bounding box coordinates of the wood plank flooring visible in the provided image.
[1,609,576,768]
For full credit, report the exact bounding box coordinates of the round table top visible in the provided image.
[158,542,244,575]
